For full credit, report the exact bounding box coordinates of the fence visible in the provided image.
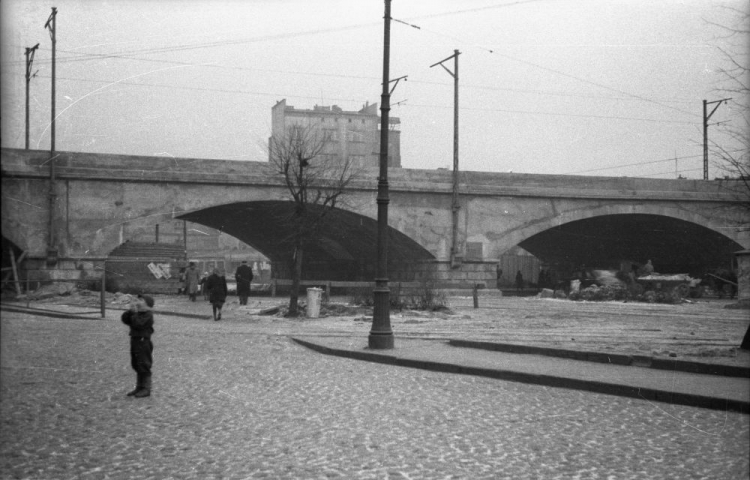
[1,254,107,318]
[269,278,494,301]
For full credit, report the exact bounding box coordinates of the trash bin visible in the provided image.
[306,287,322,318]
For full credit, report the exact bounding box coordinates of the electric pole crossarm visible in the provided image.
[706,98,731,121]
[385,75,408,95]
[702,97,731,180]
[25,44,39,78]
[430,52,459,70]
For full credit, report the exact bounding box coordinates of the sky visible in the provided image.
[1,0,748,179]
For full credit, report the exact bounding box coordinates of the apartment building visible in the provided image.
[271,99,401,169]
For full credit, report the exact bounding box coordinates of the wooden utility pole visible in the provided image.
[45,8,57,153]
[24,43,39,150]
[44,7,58,262]
[430,50,461,267]
[702,98,730,180]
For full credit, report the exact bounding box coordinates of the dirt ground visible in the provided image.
[5,287,750,368]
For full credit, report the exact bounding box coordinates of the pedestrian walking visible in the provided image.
[515,270,524,294]
[184,262,201,302]
[121,294,155,398]
[205,268,228,321]
[235,260,254,306]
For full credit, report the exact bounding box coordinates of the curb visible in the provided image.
[0,304,103,320]
[448,339,750,378]
[291,337,750,414]
[0,304,211,321]
[107,306,212,320]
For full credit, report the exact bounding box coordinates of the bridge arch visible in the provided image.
[503,204,744,272]
[177,200,434,280]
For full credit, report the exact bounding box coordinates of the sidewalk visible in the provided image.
[291,335,750,414]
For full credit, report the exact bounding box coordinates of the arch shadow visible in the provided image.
[177,201,434,280]
[519,213,743,273]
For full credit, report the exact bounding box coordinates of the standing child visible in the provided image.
[121,294,155,398]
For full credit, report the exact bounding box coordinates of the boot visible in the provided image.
[134,374,151,398]
[127,373,143,396]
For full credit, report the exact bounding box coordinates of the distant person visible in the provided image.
[515,270,524,293]
[235,260,254,306]
[641,260,654,277]
[496,265,503,290]
[184,262,201,302]
[121,294,155,398]
[200,272,210,300]
[205,268,228,321]
[177,267,187,294]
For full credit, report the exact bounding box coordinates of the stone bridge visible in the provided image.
[2,148,748,283]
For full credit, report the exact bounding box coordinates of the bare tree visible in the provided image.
[709,6,750,226]
[268,123,357,316]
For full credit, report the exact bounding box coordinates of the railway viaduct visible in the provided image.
[2,148,748,284]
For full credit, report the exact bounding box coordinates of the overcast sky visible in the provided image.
[1,0,747,179]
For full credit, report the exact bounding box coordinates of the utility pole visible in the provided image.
[45,7,58,264]
[703,98,730,180]
[370,0,407,350]
[430,50,461,267]
[24,43,39,150]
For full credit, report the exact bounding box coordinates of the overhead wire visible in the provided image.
[5,0,731,177]
[19,73,695,125]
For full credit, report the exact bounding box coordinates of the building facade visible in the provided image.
[271,99,401,169]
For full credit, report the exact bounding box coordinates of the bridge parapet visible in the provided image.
[2,148,742,203]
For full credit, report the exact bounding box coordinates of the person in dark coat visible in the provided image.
[205,268,228,321]
[515,270,524,293]
[121,294,155,398]
[234,261,254,306]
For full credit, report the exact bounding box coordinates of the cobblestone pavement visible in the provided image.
[1,304,748,479]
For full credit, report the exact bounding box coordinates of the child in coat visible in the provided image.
[121,294,155,398]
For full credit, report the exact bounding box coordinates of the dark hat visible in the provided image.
[241,260,248,264]
[138,294,155,308]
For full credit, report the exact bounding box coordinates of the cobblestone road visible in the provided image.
[1,308,748,479]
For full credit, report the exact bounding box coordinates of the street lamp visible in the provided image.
[369,0,407,350]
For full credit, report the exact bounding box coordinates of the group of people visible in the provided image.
[180,261,255,321]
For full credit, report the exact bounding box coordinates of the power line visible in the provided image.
[567,150,743,175]
[567,153,704,174]
[3,59,699,109]
[409,102,695,124]
[28,74,367,104]
[492,53,701,119]
[6,1,549,67]
[19,73,696,125]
